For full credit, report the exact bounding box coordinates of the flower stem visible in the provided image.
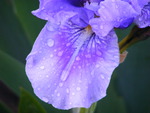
[119,26,150,53]
[72,103,97,113]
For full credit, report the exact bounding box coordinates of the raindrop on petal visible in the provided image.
[57,93,60,97]
[59,83,63,87]
[42,97,49,103]
[40,66,45,69]
[47,39,54,47]
[76,87,81,91]
[72,92,75,96]
[58,51,63,57]
[66,88,69,93]
[101,74,105,79]
[76,56,80,61]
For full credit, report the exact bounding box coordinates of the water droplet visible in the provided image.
[26,53,37,68]
[42,97,49,102]
[66,43,71,47]
[76,56,80,61]
[66,88,69,93]
[37,88,40,91]
[76,87,81,91]
[72,92,75,95]
[54,89,57,92]
[54,49,57,52]
[57,93,60,97]
[91,71,94,75]
[58,51,63,57]
[59,83,63,87]
[86,63,90,66]
[138,17,142,21]
[101,74,104,79]
[100,25,103,29]
[95,64,100,68]
[40,66,45,69]
[101,6,105,8]
[47,39,54,47]
[47,26,55,31]
[78,66,81,69]
[50,54,53,58]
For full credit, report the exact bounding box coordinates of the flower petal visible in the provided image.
[89,0,137,37]
[122,0,150,13]
[32,0,94,25]
[26,11,119,109]
[134,3,150,28]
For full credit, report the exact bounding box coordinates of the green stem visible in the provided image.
[72,103,97,113]
[119,26,150,53]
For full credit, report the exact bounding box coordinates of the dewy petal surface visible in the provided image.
[26,11,119,109]
[89,0,137,37]
[134,3,150,28]
[32,0,94,24]
[122,0,150,13]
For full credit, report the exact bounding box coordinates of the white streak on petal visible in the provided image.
[60,28,93,81]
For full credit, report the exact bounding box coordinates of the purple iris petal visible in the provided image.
[89,0,137,37]
[122,0,150,13]
[121,0,150,28]
[26,10,119,109]
[134,3,150,28]
[32,0,94,25]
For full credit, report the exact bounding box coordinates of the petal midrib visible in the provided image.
[60,27,93,81]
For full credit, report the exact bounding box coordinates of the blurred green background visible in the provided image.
[0,0,150,113]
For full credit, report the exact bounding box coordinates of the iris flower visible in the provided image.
[25,0,150,110]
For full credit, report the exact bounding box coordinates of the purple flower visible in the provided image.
[132,1,150,28]
[25,0,148,109]
[90,0,150,37]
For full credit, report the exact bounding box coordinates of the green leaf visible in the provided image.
[0,50,69,113]
[12,0,46,43]
[117,38,150,113]
[19,88,47,113]
[0,102,13,113]
[0,0,31,63]
[0,50,32,96]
